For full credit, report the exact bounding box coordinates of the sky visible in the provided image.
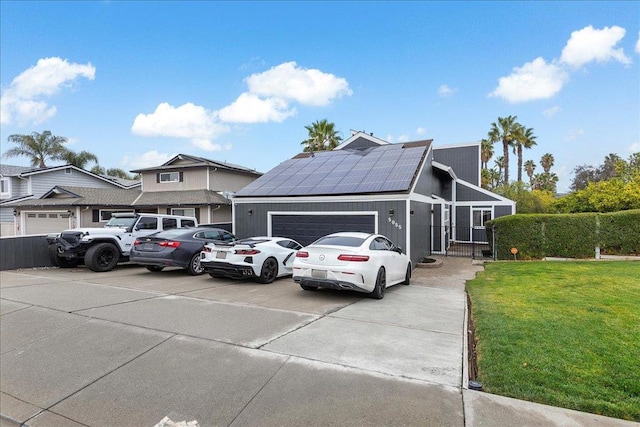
[1,1,639,193]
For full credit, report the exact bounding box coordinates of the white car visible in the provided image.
[200,236,302,283]
[292,232,412,299]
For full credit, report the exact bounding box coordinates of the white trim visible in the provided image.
[234,193,409,204]
[334,131,390,150]
[456,177,516,205]
[267,211,379,237]
[159,172,180,183]
[432,161,458,181]
[0,177,11,198]
[405,199,411,261]
[433,141,481,150]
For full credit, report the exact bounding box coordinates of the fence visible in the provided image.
[431,226,493,260]
[0,235,55,271]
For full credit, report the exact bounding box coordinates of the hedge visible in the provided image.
[485,209,640,260]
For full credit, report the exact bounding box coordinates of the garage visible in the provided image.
[270,213,376,246]
[24,211,71,235]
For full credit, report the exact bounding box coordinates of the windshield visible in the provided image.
[105,216,137,228]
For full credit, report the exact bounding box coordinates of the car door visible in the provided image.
[276,239,302,275]
[374,237,404,283]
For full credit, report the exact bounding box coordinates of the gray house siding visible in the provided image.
[433,145,480,185]
[409,201,431,265]
[234,199,408,250]
[29,169,117,197]
[495,205,513,218]
[456,182,501,202]
[456,206,471,241]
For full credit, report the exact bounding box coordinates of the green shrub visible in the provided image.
[486,210,640,259]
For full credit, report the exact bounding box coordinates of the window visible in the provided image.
[277,239,302,250]
[159,172,180,183]
[99,209,135,222]
[171,208,195,217]
[162,218,178,230]
[65,168,72,175]
[181,219,196,228]
[0,178,10,197]
[472,208,492,227]
[135,217,158,230]
[370,237,392,251]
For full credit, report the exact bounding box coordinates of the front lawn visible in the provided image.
[466,261,640,421]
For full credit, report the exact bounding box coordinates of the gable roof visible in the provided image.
[130,154,262,176]
[235,140,432,197]
[334,131,391,151]
[0,163,140,189]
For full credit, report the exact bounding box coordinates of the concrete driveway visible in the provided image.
[1,260,635,427]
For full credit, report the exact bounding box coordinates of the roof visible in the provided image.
[9,186,229,208]
[130,154,262,176]
[235,140,432,197]
[0,164,34,176]
[0,163,140,189]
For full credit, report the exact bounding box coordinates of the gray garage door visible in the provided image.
[271,214,376,246]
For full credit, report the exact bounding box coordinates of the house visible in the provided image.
[231,131,514,265]
[0,164,140,236]
[2,154,262,236]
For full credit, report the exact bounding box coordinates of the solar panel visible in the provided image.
[234,142,429,197]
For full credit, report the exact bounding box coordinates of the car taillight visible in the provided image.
[158,241,181,248]
[337,254,369,262]
[203,246,212,252]
[235,249,260,255]
[296,251,309,258]
[133,240,141,246]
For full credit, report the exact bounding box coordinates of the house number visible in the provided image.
[388,217,402,229]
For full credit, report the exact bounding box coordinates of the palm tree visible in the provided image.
[540,153,555,173]
[524,160,536,184]
[301,119,342,152]
[513,126,537,182]
[488,115,520,184]
[493,156,505,186]
[60,150,99,169]
[106,168,134,180]
[3,130,68,168]
[480,139,494,170]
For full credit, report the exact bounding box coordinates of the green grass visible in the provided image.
[466,261,640,421]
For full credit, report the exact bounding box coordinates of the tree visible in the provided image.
[488,115,520,184]
[513,126,537,182]
[60,150,99,169]
[540,153,554,173]
[301,119,342,152]
[480,139,494,170]
[524,160,536,184]
[3,131,68,168]
[570,164,598,191]
[106,168,135,180]
[493,156,505,185]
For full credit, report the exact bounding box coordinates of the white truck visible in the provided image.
[46,212,198,272]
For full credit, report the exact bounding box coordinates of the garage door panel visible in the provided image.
[25,212,71,235]
[272,214,375,246]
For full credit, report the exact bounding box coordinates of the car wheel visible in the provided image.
[257,257,278,284]
[48,245,78,268]
[300,284,317,291]
[370,267,386,299]
[402,263,411,285]
[187,253,205,276]
[146,266,165,272]
[85,243,119,272]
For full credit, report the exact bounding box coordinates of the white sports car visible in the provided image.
[292,232,412,299]
[200,236,302,283]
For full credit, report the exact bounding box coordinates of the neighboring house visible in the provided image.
[2,154,262,236]
[231,131,514,265]
[0,164,140,236]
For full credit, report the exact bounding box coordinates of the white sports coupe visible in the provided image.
[200,236,302,283]
[292,232,412,299]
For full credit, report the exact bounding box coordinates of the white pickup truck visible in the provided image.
[46,212,198,272]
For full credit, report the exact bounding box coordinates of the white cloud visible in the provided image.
[543,106,561,118]
[0,57,95,125]
[489,57,569,103]
[416,127,426,135]
[131,102,229,151]
[218,93,296,123]
[629,142,640,152]
[246,61,352,106]
[438,84,456,97]
[560,25,631,68]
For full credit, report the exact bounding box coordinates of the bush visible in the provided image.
[486,210,640,259]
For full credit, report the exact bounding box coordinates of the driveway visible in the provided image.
[1,260,635,427]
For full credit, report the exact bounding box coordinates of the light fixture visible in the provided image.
[12,209,17,216]
[248,208,253,216]
[389,209,394,217]
[410,210,415,215]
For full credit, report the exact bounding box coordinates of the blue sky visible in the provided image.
[1,1,638,192]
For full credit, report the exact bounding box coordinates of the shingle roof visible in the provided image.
[0,164,35,176]
[133,190,229,206]
[235,140,431,197]
[130,154,261,176]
